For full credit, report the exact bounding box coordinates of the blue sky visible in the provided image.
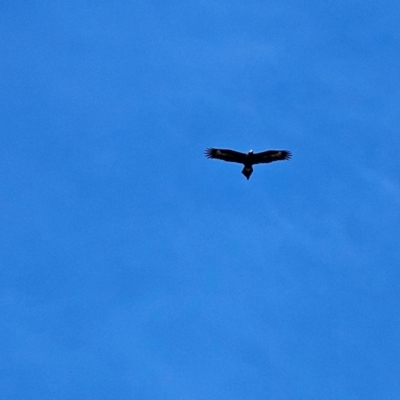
[1,1,400,399]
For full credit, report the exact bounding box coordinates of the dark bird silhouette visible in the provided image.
[205,148,292,180]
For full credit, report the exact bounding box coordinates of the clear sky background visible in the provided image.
[1,1,400,399]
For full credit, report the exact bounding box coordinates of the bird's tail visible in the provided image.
[241,166,253,180]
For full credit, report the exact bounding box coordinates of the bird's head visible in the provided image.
[248,150,253,155]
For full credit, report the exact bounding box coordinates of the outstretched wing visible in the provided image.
[252,150,292,164]
[205,148,247,164]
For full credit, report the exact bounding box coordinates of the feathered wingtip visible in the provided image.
[284,151,292,160]
[204,148,215,159]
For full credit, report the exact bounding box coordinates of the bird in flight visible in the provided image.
[205,148,292,180]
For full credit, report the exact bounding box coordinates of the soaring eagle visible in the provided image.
[205,148,292,180]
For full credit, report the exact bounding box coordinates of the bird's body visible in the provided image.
[205,148,292,179]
